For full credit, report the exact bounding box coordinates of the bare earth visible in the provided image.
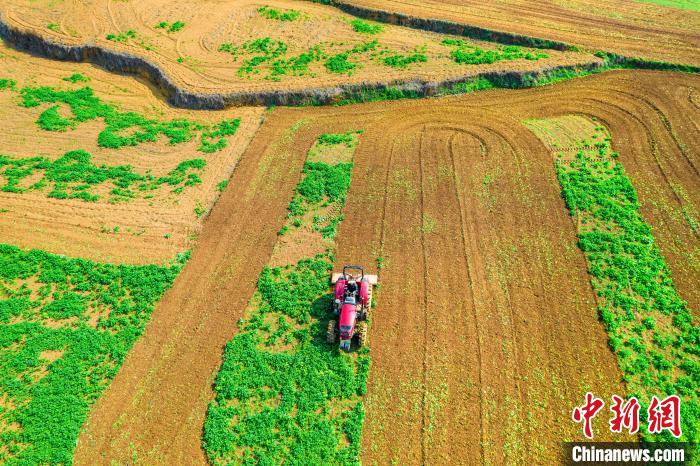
[0,41,264,265]
[0,0,599,96]
[340,0,700,65]
[74,70,698,464]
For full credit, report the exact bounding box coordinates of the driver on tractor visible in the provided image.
[345,276,358,298]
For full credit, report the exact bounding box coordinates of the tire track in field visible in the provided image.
[445,129,486,461]
[417,127,430,466]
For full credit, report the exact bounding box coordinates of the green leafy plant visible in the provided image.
[46,23,59,32]
[442,39,549,65]
[382,50,427,69]
[351,19,382,34]
[156,21,186,32]
[106,29,137,43]
[62,73,90,83]
[258,6,301,21]
[0,244,185,464]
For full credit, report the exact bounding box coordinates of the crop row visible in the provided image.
[549,123,699,442]
[0,150,205,203]
[203,132,369,465]
[0,78,241,152]
[0,244,185,464]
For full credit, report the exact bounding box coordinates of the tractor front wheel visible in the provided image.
[357,322,368,348]
[327,320,337,344]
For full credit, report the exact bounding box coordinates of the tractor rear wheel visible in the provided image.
[327,320,337,344]
[357,322,368,348]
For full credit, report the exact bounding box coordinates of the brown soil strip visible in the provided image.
[338,0,700,66]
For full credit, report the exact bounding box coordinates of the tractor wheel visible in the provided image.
[327,320,337,344]
[357,322,368,348]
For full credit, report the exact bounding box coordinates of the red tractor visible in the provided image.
[327,265,378,352]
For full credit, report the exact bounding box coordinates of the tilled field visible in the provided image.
[339,0,700,66]
[73,70,698,464]
[0,41,264,264]
[0,0,598,99]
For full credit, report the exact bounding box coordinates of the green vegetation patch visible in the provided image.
[442,39,548,65]
[62,73,90,84]
[0,244,185,464]
[258,6,301,21]
[634,0,700,11]
[350,19,382,35]
[204,132,368,464]
[0,80,239,152]
[382,48,428,69]
[155,21,186,32]
[46,23,59,32]
[525,118,699,443]
[0,150,205,203]
[106,29,137,43]
[324,40,379,75]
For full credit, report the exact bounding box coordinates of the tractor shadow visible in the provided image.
[309,292,341,353]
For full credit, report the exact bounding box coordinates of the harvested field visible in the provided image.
[0,41,264,265]
[338,0,700,66]
[0,0,599,102]
[72,69,698,464]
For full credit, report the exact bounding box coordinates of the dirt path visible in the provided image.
[73,111,311,465]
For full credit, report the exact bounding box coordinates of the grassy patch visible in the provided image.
[442,39,548,65]
[258,6,301,21]
[46,23,59,32]
[525,117,699,443]
[0,150,206,202]
[1,80,239,152]
[350,19,382,35]
[0,244,185,464]
[155,21,186,32]
[62,73,90,84]
[634,0,700,11]
[382,49,428,69]
[203,132,369,464]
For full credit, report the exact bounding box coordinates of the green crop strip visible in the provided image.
[525,118,699,443]
[258,6,301,21]
[0,150,205,203]
[0,244,186,464]
[0,80,240,152]
[204,132,370,465]
[442,39,549,64]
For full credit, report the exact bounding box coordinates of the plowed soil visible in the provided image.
[0,0,597,96]
[0,41,264,265]
[74,70,698,464]
[340,0,700,66]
